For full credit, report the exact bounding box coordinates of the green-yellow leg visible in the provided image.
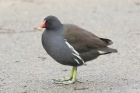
[53,66,74,82]
[54,66,77,85]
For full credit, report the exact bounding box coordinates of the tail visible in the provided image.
[100,38,113,45]
[98,47,117,55]
[100,52,111,55]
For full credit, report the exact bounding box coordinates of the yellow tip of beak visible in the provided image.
[38,27,43,31]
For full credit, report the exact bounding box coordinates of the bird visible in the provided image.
[38,15,117,85]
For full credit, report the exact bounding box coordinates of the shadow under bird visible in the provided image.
[38,15,117,85]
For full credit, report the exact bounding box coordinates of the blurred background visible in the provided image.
[0,0,140,93]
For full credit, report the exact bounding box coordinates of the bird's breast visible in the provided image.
[42,31,75,63]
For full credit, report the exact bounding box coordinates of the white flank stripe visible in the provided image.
[64,39,85,65]
[64,39,79,55]
[74,58,80,64]
[72,53,85,64]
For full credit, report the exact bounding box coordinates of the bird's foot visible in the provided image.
[54,80,75,85]
[53,77,72,82]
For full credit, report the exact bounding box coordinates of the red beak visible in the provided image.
[38,20,46,30]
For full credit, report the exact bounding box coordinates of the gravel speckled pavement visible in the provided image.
[0,0,140,93]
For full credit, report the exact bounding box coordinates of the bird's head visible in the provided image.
[38,15,62,30]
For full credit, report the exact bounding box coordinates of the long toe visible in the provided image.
[54,80,75,85]
[53,77,72,82]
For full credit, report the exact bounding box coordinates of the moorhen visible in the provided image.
[38,15,117,85]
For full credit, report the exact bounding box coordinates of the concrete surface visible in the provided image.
[0,0,140,93]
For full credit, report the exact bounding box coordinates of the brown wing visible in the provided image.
[63,24,113,53]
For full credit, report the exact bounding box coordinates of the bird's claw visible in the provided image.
[52,77,72,82]
[54,80,75,85]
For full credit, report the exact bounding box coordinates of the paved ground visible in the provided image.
[0,0,140,93]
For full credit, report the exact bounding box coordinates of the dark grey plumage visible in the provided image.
[41,15,117,66]
[39,15,117,85]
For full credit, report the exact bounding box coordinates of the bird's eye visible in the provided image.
[47,21,51,23]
